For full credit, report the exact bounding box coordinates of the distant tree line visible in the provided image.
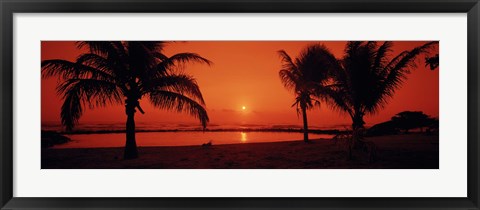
[366,111,439,136]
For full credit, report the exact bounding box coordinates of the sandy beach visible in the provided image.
[41,134,438,169]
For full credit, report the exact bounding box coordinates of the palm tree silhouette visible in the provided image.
[278,44,339,142]
[42,41,211,159]
[327,41,437,134]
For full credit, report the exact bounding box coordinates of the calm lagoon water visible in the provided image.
[54,131,335,148]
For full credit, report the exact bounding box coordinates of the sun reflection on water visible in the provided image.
[240,132,247,143]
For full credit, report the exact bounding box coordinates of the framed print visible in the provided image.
[1,0,479,209]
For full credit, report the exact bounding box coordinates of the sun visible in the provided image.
[242,106,246,110]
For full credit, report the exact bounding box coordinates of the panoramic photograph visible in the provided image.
[41,41,439,169]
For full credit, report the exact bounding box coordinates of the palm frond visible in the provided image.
[153,52,169,61]
[42,59,114,82]
[318,84,353,117]
[291,99,301,118]
[277,50,297,73]
[344,41,364,56]
[75,53,119,79]
[156,52,212,72]
[140,41,168,52]
[142,74,205,105]
[425,54,439,70]
[279,69,299,90]
[149,90,209,129]
[76,41,122,58]
[296,44,339,82]
[148,53,212,81]
[373,41,393,73]
[57,78,123,130]
[76,41,131,82]
[127,42,158,78]
[60,88,83,131]
[379,41,437,102]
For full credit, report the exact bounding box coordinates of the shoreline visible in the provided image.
[42,128,344,135]
[51,137,333,149]
[42,134,439,169]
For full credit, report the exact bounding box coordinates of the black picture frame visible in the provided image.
[1,0,479,209]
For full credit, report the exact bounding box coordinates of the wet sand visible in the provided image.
[41,134,439,169]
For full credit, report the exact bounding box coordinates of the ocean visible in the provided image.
[43,122,347,148]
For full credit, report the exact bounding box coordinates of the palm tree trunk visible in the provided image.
[301,104,309,143]
[124,101,138,159]
[352,112,365,131]
[351,112,365,150]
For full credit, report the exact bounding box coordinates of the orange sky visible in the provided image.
[41,41,439,128]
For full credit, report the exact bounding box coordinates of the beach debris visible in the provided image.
[202,140,212,147]
[332,133,350,147]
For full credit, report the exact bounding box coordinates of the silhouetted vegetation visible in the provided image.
[367,111,439,136]
[278,44,339,142]
[326,41,438,131]
[314,41,438,160]
[42,41,211,159]
[391,111,431,133]
[276,41,438,161]
[425,54,439,70]
[41,131,71,148]
[366,121,399,136]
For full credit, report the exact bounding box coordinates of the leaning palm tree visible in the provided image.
[278,44,339,142]
[326,41,437,156]
[42,41,211,159]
